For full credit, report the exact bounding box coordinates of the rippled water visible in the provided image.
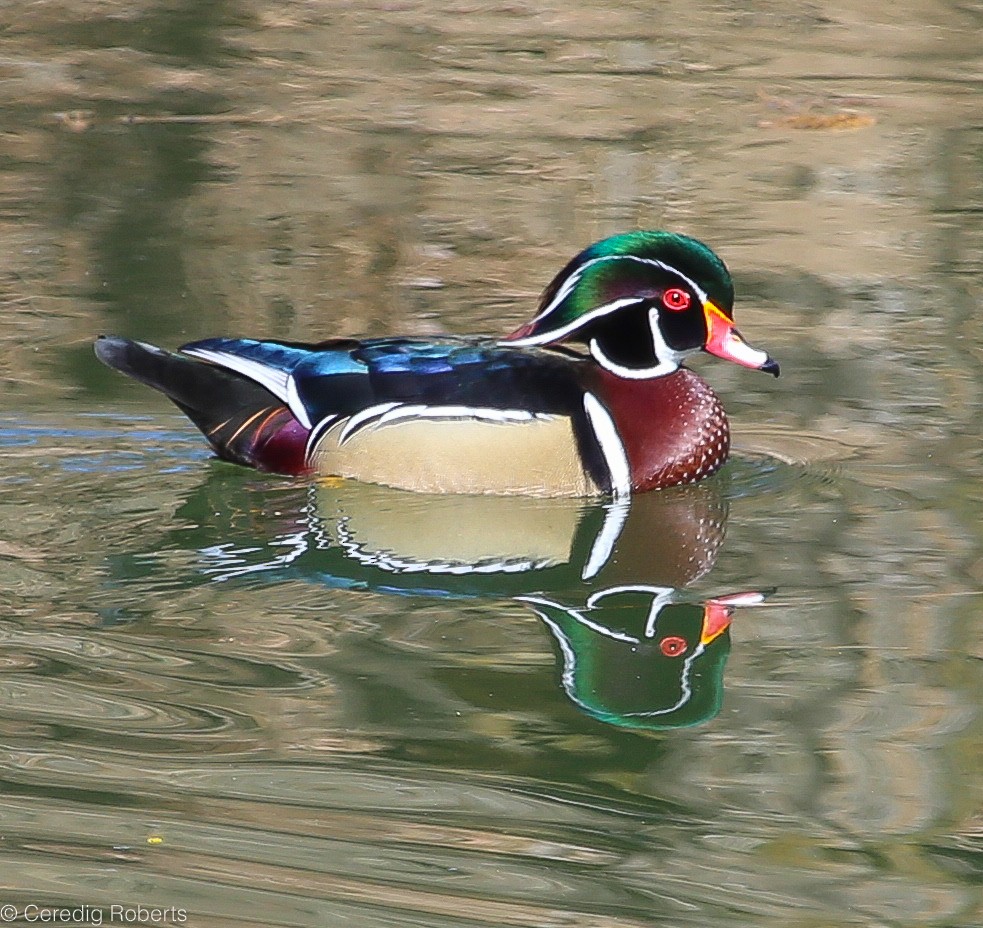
[1,2,981,926]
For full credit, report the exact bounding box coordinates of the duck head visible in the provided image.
[507,231,780,380]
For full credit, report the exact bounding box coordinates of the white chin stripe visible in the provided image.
[588,305,688,380]
[589,339,680,380]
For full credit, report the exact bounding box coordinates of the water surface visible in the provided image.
[0,2,981,926]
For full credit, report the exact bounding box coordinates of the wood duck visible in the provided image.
[95,230,779,497]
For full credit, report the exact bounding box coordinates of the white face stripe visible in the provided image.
[512,253,711,346]
[504,297,646,348]
[583,393,632,500]
[574,583,707,719]
[536,254,709,323]
[584,583,708,718]
[585,583,676,637]
[506,254,716,382]
[518,595,641,644]
[588,340,680,380]
[586,583,675,605]
[644,588,677,638]
[647,305,694,367]
[587,303,696,380]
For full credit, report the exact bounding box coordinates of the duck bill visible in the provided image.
[703,302,780,376]
[701,591,766,645]
[700,601,734,646]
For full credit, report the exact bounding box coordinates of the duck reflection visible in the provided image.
[191,478,764,731]
[522,587,762,730]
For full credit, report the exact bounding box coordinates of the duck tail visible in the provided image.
[94,335,311,475]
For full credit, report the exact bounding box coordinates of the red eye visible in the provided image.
[659,636,688,658]
[662,288,692,312]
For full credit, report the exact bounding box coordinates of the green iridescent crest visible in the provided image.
[577,230,734,307]
[512,231,736,346]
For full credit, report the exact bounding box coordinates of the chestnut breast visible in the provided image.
[589,367,730,492]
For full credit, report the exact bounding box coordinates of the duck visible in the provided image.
[94,230,778,497]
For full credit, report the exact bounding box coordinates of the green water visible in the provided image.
[0,2,980,926]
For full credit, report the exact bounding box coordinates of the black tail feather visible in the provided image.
[94,335,292,468]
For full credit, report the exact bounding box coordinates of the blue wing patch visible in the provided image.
[183,338,366,377]
[180,336,585,440]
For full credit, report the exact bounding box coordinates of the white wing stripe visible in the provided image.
[375,405,538,428]
[332,403,548,445]
[338,402,401,444]
[285,375,312,429]
[183,347,316,430]
[305,414,338,460]
[182,348,292,405]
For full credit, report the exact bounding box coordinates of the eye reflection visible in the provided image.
[660,635,688,657]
